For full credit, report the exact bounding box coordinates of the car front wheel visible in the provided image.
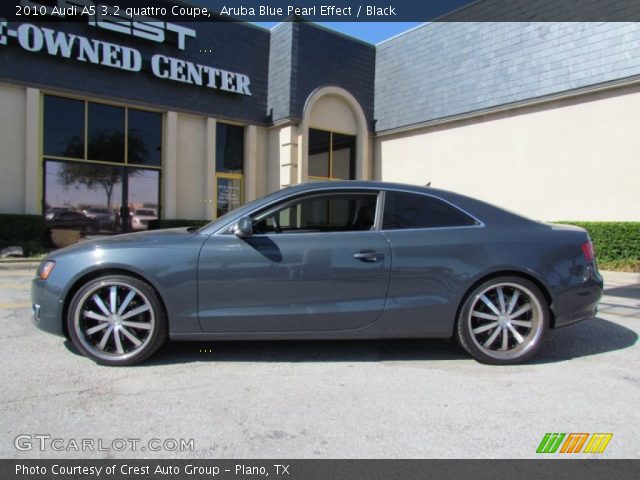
[457,276,549,365]
[67,275,167,366]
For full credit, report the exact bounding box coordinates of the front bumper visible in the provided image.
[31,278,65,336]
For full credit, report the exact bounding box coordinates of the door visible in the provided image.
[197,190,391,333]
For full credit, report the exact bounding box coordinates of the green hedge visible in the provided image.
[148,219,210,230]
[0,214,47,256]
[557,222,640,264]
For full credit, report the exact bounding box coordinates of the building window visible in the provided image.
[42,94,162,233]
[215,123,245,218]
[308,128,356,181]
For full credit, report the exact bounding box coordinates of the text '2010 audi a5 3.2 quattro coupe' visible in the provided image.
[31,181,603,366]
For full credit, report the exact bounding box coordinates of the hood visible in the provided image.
[47,228,199,258]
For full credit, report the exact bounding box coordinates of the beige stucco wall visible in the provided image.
[175,113,207,219]
[2,82,637,224]
[376,84,640,221]
[254,126,269,199]
[265,127,281,193]
[309,94,358,135]
[0,84,27,214]
[172,115,265,219]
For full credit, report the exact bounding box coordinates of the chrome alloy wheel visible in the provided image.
[73,281,155,362]
[467,282,543,361]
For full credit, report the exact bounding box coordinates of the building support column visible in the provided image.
[296,126,307,184]
[25,88,40,214]
[278,125,298,188]
[205,118,216,220]
[163,111,178,219]
[244,125,258,202]
[356,131,370,180]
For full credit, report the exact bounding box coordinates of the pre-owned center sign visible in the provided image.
[0,20,253,96]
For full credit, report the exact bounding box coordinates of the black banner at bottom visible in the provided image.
[2,459,639,480]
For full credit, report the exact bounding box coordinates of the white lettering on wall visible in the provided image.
[3,21,252,96]
[19,0,196,50]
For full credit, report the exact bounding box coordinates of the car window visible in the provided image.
[382,191,477,229]
[135,209,156,216]
[253,192,378,234]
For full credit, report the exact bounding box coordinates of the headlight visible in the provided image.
[37,260,56,280]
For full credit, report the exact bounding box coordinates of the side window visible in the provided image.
[383,191,477,229]
[253,193,378,234]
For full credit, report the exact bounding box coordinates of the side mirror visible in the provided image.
[232,216,253,237]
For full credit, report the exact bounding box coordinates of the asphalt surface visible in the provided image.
[0,263,638,459]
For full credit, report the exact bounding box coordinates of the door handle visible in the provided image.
[353,250,385,262]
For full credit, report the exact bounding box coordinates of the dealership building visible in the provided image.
[1,10,639,230]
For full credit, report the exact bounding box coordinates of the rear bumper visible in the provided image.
[551,266,603,328]
[31,278,65,336]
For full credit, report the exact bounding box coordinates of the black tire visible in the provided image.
[67,275,167,366]
[456,276,549,365]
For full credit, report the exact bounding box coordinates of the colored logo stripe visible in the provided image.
[537,433,613,454]
[536,433,565,453]
[560,433,589,453]
[584,433,613,453]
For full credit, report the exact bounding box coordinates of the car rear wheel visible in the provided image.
[67,275,166,366]
[457,276,548,365]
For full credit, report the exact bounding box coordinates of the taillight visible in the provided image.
[581,240,595,262]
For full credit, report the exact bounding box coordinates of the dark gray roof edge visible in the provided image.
[375,75,640,136]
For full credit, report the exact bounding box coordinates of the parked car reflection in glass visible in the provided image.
[45,210,98,234]
[82,207,114,230]
[131,208,158,231]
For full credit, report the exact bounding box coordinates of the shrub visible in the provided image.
[0,214,47,256]
[556,222,640,269]
[148,219,210,230]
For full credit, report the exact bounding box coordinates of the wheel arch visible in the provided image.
[61,268,169,339]
[454,270,556,332]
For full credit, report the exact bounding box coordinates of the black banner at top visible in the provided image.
[3,0,640,22]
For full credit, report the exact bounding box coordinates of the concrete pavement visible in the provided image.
[0,265,637,458]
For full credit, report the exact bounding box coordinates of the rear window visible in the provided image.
[135,209,156,216]
[383,191,477,229]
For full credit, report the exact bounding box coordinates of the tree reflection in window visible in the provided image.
[57,132,149,210]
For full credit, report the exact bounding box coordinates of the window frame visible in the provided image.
[41,93,163,221]
[223,189,382,236]
[307,128,356,182]
[214,187,484,237]
[42,93,164,169]
[214,122,246,218]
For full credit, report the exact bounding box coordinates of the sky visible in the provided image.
[253,22,423,44]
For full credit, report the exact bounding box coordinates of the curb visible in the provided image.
[601,270,640,285]
[0,260,40,270]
